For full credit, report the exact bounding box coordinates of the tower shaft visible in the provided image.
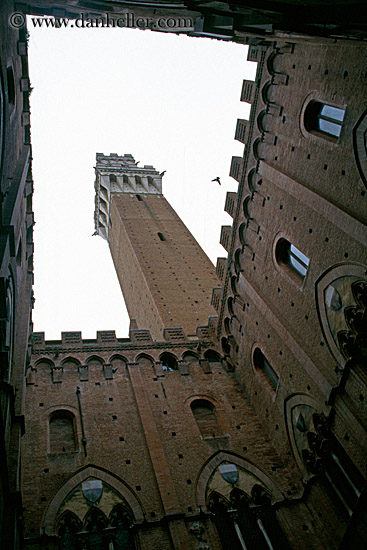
[95,153,218,340]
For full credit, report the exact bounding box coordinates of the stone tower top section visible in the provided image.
[94,153,163,240]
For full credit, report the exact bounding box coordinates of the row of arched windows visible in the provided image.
[34,349,222,371]
[58,506,134,550]
[48,396,222,454]
[209,488,290,550]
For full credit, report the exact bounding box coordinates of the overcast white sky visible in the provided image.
[27,23,256,339]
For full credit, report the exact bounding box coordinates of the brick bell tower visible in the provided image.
[94,153,219,341]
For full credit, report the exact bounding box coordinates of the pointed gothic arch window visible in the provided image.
[109,505,135,549]
[204,349,221,365]
[209,493,242,550]
[57,512,81,550]
[209,488,290,550]
[159,352,178,371]
[84,508,108,550]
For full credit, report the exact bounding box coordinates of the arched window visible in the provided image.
[210,493,242,549]
[182,352,200,366]
[210,488,290,550]
[275,238,309,281]
[304,101,345,139]
[49,410,77,453]
[204,350,221,365]
[57,512,81,550]
[160,352,178,371]
[253,348,279,392]
[84,509,108,550]
[110,505,135,549]
[136,354,154,368]
[191,399,219,437]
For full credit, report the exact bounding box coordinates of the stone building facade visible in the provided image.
[0,0,366,549]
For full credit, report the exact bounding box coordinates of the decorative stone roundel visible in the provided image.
[316,263,367,367]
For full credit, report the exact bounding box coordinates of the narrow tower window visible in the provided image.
[276,238,309,281]
[136,194,143,201]
[157,232,166,241]
[191,399,219,437]
[6,66,15,106]
[304,101,345,139]
[253,348,279,391]
[49,410,77,453]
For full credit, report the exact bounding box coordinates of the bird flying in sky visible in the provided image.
[212,177,221,185]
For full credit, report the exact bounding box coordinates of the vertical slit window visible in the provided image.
[157,232,166,241]
[6,66,15,106]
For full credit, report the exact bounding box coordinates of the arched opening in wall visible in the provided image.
[136,353,154,369]
[84,508,108,550]
[160,352,178,371]
[86,355,104,366]
[247,168,262,192]
[190,399,219,437]
[266,51,279,75]
[228,297,235,317]
[109,174,116,184]
[182,351,200,366]
[61,357,81,371]
[109,504,135,549]
[239,222,247,246]
[261,81,273,105]
[304,100,345,140]
[6,65,15,107]
[110,354,128,371]
[253,347,279,392]
[243,196,252,220]
[275,238,309,283]
[57,511,81,550]
[49,410,77,454]
[234,248,243,275]
[204,349,221,365]
[257,110,269,133]
[231,275,239,297]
